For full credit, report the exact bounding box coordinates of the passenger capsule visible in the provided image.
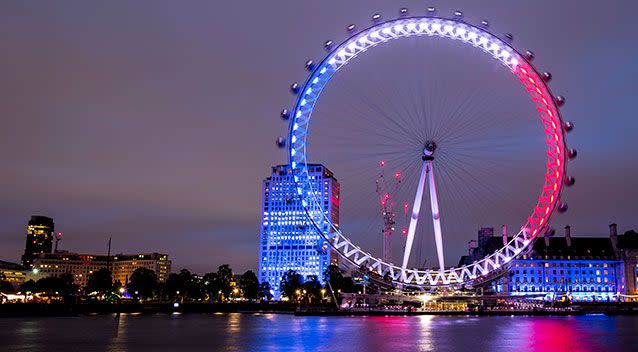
[564,121,574,132]
[290,82,300,94]
[305,60,314,71]
[555,95,566,107]
[280,109,290,120]
[454,10,463,19]
[399,8,408,16]
[568,148,577,160]
[347,24,356,32]
[276,137,286,148]
[480,20,489,28]
[372,13,381,22]
[524,50,535,61]
[542,72,552,82]
[427,7,436,16]
[324,40,333,51]
[558,203,569,213]
[504,33,513,42]
[565,176,575,187]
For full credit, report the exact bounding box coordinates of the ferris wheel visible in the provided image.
[276,8,576,288]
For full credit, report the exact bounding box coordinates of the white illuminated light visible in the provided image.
[371,30,380,38]
[347,43,357,50]
[328,58,336,65]
[293,122,299,130]
[291,149,296,156]
[511,58,519,66]
[382,27,392,35]
[299,99,306,106]
[457,28,466,36]
[312,77,319,84]
[444,25,453,33]
[337,49,346,57]
[406,23,416,31]
[305,88,312,94]
[393,24,403,32]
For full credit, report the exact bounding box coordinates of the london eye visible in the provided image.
[277,8,576,288]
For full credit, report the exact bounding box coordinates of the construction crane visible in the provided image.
[375,160,405,264]
[53,232,62,253]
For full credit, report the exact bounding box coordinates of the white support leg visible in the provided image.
[401,160,428,275]
[426,160,445,272]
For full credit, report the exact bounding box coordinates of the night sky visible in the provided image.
[1,1,636,274]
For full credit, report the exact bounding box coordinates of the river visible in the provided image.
[1,313,636,351]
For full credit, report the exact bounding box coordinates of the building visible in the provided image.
[111,253,170,286]
[460,224,638,302]
[21,216,55,267]
[0,260,30,287]
[32,251,171,289]
[258,164,340,299]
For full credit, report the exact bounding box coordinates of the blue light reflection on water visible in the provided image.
[0,313,636,352]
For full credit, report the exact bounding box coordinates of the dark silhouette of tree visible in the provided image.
[238,270,260,300]
[323,264,344,293]
[202,272,221,302]
[280,270,304,300]
[86,268,113,295]
[19,279,36,293]
[165,269,200,301]
[216,265,233,302]
[0,280,14,293]
[302,275,323,303]
[258,281,273,301]
[127,267,158,300]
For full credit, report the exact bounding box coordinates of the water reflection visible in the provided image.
[0,314,635,352]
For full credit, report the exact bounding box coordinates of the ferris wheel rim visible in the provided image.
[284,14,570,287]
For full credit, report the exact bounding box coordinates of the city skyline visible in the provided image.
[1,0,637,274]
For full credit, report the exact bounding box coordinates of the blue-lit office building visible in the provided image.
[258,164,340,299]
[460,224,638,302]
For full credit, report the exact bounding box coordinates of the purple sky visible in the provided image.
[1,1,637,274]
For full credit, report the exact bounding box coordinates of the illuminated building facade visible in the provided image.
[111,253,171,285]
[21,216,55,267]
[32,252,171,289]
[461,224,638,302]
[258,164,340,299]
[0,260,30,286]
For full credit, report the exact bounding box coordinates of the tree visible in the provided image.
[301,275,323,304]
[127,267,158,300]
[0,280,14,293]
[216,265,233,302]
[323,264,345,293]
[238,270,260,300]
[19,279,37,293]
[258,281,273,301]
[280,270,304,300]
[202,271,220,302]
[86,268,113,295]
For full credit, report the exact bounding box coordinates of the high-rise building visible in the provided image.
[21,215,55,267]
[258,164,340,299]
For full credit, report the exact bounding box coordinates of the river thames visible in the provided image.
[1,313,637,351]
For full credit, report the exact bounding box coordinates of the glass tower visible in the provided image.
[21,215,55,267]
[258,164,340,299]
